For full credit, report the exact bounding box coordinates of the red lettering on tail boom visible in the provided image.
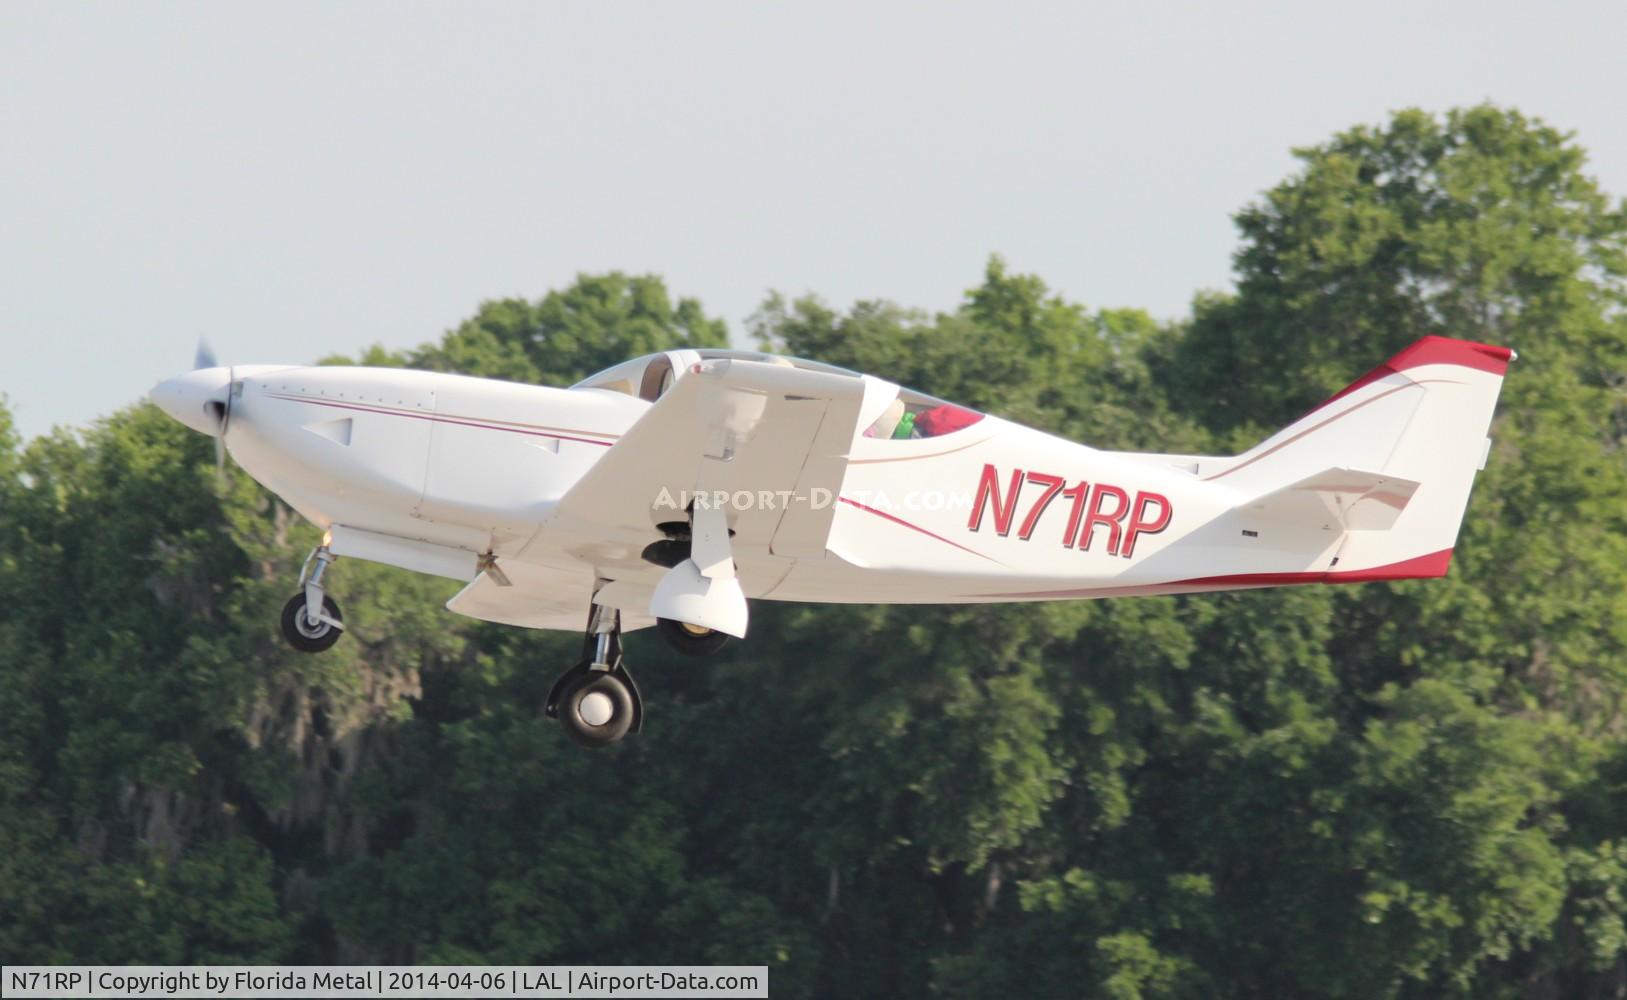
[1077,484,1130,555]
[1016,473,1066,541]
[969,464,1026,536]
[969,466,1173,558]
[1122,491,1172,558]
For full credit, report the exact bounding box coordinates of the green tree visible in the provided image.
[3,105,1625,1000]
[1151,104,1627,996]
[405,272,728,384]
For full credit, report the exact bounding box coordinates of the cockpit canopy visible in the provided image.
[573,349,984,440]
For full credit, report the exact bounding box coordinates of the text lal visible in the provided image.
[518,971,721,989]
[969,464,1172,558]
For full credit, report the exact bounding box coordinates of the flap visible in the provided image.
[446,561,656,633]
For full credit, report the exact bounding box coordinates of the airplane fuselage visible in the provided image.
[210,364,1266,610]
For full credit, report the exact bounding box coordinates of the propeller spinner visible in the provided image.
[150,340,235,477]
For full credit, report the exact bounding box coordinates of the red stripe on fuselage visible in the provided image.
[967,548,1453,600]
[1174,548,1453,587]
[838,496,1004,565]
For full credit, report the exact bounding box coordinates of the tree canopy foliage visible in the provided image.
[2,106,1624,997]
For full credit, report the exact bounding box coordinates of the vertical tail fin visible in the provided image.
[1207,336,1514,578]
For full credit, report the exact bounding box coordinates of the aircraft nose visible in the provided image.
[150,367,232,436]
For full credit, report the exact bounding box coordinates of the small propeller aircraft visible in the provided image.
[151,335,1513,746]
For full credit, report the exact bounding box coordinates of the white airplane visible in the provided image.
[151,335,1513,747]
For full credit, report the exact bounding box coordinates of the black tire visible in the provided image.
[657,617,731,657]
[559,670,635,748]
[280,593,343,653]
[640,538,690,568]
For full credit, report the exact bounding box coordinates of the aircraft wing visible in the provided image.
[444,559,663,631]
[550,358,871,557]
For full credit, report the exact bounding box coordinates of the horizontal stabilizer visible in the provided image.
[1241,468,1421,532]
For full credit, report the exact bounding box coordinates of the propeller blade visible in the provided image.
[195,338,218,370]
[202,363,235,483]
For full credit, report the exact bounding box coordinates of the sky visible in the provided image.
[2,1,1625,441]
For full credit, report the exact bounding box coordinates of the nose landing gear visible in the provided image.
[545,603,643,748]
[279,545,346,653]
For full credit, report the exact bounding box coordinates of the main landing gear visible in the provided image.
[656,616,731,656]
[280,545,346,653]
[275,536,722,745]
[542,605,733,748]
[546,603,643,748]
[643,515,737,658]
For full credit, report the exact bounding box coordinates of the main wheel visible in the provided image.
[558,670,636,748]
[280,593,343,653]
[657,617,731,657]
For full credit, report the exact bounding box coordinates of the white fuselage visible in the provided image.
[151,336,1509,633]
[227,366,644,557]
[215,365,1248,606]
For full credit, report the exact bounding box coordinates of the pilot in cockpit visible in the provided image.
[863,396,981,439]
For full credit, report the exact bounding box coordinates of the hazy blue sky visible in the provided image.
[3,2,1624,440]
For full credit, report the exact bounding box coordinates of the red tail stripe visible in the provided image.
[1172,548,1454,588]
[971,548,1454,600]
[1320,335,1513,409]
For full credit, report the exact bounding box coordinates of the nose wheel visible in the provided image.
[546,603,644,748]
[280,592,343,652]
[279,545,346,653]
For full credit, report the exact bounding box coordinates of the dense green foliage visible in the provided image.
[2,107,1624,997]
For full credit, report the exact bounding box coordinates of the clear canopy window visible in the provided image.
[574,350,984,437]
[862,388,983,439]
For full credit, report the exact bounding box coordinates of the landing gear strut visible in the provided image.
[280,545,345,653]
[545,602,643,748]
